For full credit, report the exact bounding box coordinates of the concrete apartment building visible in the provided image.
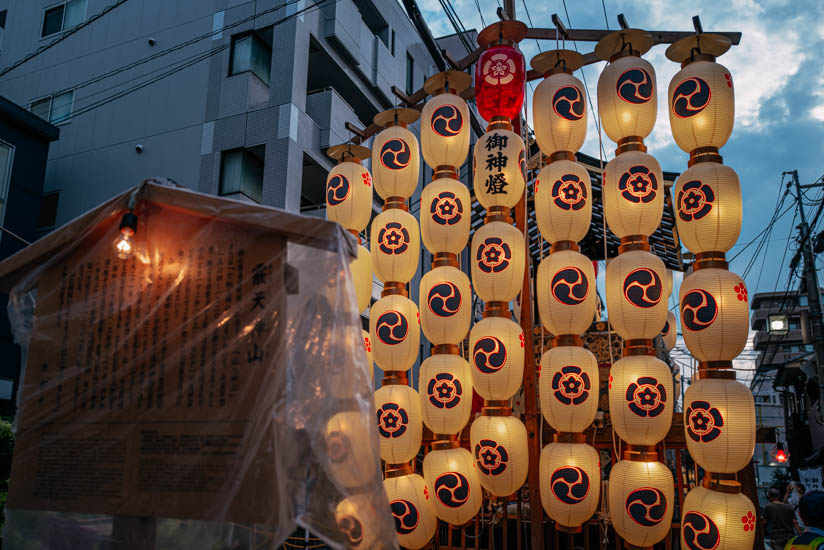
[750,289,824,478]
[0,0,463,229]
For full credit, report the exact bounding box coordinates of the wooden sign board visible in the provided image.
[8,199,285,524]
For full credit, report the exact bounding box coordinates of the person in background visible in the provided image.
[764,487,799,550]
[788,483,808,533]
[784,490,824,549]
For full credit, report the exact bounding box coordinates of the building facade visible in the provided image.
[0,0,454,225]
[751,289,823,480]
[0,95,59,416]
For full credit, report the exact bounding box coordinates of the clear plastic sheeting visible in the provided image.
[0,181,397,549]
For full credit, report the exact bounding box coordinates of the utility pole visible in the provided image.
[789,170,824,415]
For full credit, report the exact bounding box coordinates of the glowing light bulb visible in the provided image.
[114,211,138,260]
[114,229,134,259]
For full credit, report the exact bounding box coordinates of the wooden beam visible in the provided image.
[453,46,483,71]
[344,121,366,139]
[525,27,742,46]
[503,0,515,20]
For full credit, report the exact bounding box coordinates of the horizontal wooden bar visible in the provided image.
[525,27,741,45]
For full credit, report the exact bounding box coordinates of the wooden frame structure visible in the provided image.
[341,5,752,549]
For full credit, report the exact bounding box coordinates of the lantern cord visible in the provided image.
[473,0,486,27]
[601,0,610,30]
[560,0,608,161]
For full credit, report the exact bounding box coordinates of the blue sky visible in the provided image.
[415,0,824,301]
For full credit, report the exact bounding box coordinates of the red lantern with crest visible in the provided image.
[475,21,527,123]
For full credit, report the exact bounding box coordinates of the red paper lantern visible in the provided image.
[475,32,526,122]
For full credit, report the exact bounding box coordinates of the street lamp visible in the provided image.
[769,314,789,335]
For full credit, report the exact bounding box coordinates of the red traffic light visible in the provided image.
[775,442,788,463]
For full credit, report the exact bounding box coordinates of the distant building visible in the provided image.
[0,94,59,417]
[750,289,824,479]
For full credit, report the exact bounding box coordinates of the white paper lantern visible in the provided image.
[469,316,525,401]
[420,177,471,255]
[674,162,742,254]
[371,208,420,284]
[420,354,472,434]
[372,124,420,200]
[325,411,380,489]
[384,473,437,549]
[609,355,674,446]
[423,447,483,525]
[420,266,471,345]
[539,442,600,528]
[608,460,675,548]
[473,128,526,210]
[370,294,420,372]
[470,415,529,496]
[665,268,674,299]
[605,250,668,340]
[375,384,423,464]
[597,55,657,142]
[421,93,471,169]
[536,250,596,336]
[539,345,598,433]
[351,244,372,313]
[335,494,383,549]
[534,160,592,244]
[684,377,755,473]
[679,267,749,361]
[470,221,525,303]
[681,485,756,550]
[533,71,588,155]
[669,60,734,153]
[603,150,664,238]
[326,160,373,233]
[661,311,677,351]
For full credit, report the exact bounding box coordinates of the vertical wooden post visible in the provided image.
[515,184,544,550]
[739,458,765,550]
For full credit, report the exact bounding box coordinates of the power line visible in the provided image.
[21,0,334,132]
[0,0,132,78]
[473,0,487,27]
[600,0,610,29]
[50,0,307,99]
[559,0,608,161]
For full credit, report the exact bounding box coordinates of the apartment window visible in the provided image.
[229,28,273,84]
[406,52,414,95]
[219,147,265,203]
[800,295,809,307]
[30,90,74,124]
[41,0,87,38]
[391,30,395,56]
[38,192,60,229]
[0,140,14,243]
[0,10,7,51]
[0,378,13,400]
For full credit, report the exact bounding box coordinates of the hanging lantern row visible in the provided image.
[666,33,756,550]
[591,28,678,548]
[467,20,530,502]
[530,47,602,532]
[417,70,482,530]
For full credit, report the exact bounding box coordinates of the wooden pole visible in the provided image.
[514,139,544,549]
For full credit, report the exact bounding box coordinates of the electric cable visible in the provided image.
[20,0,333,131]
[0,0,132,78]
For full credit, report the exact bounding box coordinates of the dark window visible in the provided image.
[41,0,86,38]
[42,5,64,37]
[229,28,273,84]
[406,52,414,95]
[38,192,60,228]
[219,146,265,203]
[29,90,74,124]
[391,29,395,56]
[0,10,6,51]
